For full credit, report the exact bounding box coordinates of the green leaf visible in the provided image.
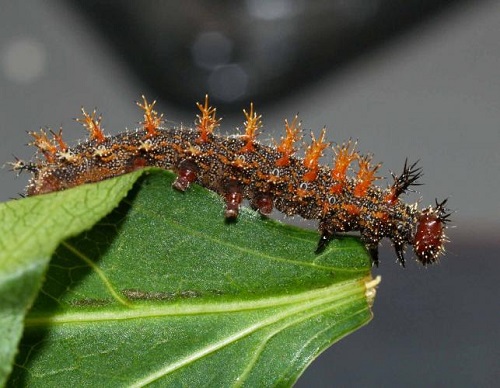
[0,170,144,386]
[1,169,379,387]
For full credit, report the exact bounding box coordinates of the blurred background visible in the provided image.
[1,1,498,386]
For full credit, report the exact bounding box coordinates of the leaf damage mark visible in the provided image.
[121,288,212,301]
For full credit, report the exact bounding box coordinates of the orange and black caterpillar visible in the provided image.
[12,96,450,266]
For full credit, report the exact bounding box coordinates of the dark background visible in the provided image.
[1,1,498,386]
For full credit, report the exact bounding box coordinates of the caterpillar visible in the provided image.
[12,96,450,266]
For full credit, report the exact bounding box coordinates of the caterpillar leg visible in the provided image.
[365,244,380,267]
[172,159,199,191]
[223,180,243,219]
[393,243,406,267]
[315,232,333,253]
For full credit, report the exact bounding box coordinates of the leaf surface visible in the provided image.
[1,169,378,387]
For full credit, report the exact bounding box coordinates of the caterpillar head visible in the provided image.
[414,199,450,265]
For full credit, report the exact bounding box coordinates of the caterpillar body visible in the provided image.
[12,96,450,266]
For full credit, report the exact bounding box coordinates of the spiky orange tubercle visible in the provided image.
[195,95,220,144]
[137,95,163,136]
[276,116,301,167]
[354,156,381,198]
[330,141,357,194]
[240,103,262,153]
[77,108,106,143]
[302,128,329,182]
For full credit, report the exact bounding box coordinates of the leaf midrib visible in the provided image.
[24,276,370,327]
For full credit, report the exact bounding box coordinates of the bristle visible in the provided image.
[303,128,329,182]
[29,129,58,163]
[50,128,68,152]
[137,95,163,136]
[240,103,262,152]
[77,108,105,143]
[330,140,358,194]
[276,115,301,167]
[385,159,423,204]
[354,156,381,198]
[195,95,219,143]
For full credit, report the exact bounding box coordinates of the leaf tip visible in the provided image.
[365,275,381,306]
